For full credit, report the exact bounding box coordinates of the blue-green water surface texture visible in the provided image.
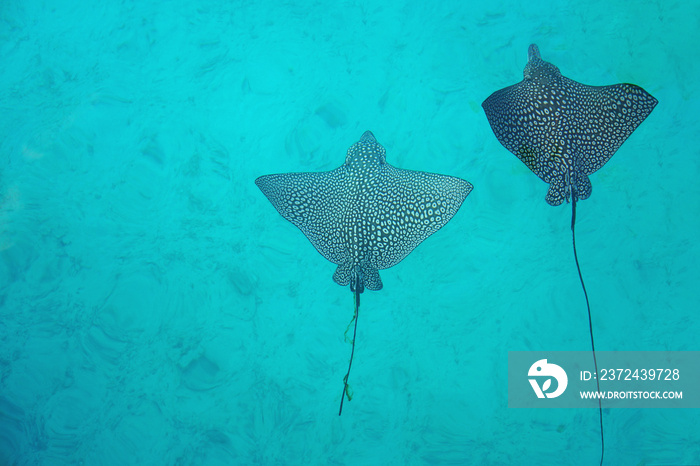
[1,1,698,465]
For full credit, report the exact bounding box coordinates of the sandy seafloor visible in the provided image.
[1,0,699,464]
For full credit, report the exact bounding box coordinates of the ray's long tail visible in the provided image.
[339,280,360,415]
[571,199,605,466]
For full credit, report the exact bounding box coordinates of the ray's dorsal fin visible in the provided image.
[256,131,473,414]
[482,44,657,465]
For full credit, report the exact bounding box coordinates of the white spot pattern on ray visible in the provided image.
[256,131,472,291]
[482,44,657,206]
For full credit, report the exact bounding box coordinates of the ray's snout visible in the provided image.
[528,44,540,60]
[360,131,376,143]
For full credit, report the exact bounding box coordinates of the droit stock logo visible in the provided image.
[528,359,568,399]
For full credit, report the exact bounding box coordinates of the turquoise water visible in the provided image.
[1,1,698,464]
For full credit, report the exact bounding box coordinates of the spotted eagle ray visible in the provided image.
[256,131,472,414]
[482,44,657,464]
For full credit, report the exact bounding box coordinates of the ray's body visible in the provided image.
[256,131,472,414]
[482,44,657,465]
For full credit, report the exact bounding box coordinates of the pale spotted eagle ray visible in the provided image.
[255,131,472,415]
[482,44,657,464]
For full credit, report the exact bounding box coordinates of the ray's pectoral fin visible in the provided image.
[516,145,540,173]
[333,263,383,291]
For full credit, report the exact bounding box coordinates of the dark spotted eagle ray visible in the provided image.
[255,130,472,414]
[482,44,657,465]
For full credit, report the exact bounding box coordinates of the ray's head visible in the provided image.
[344,130,386,169]
[523,43,561,81]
